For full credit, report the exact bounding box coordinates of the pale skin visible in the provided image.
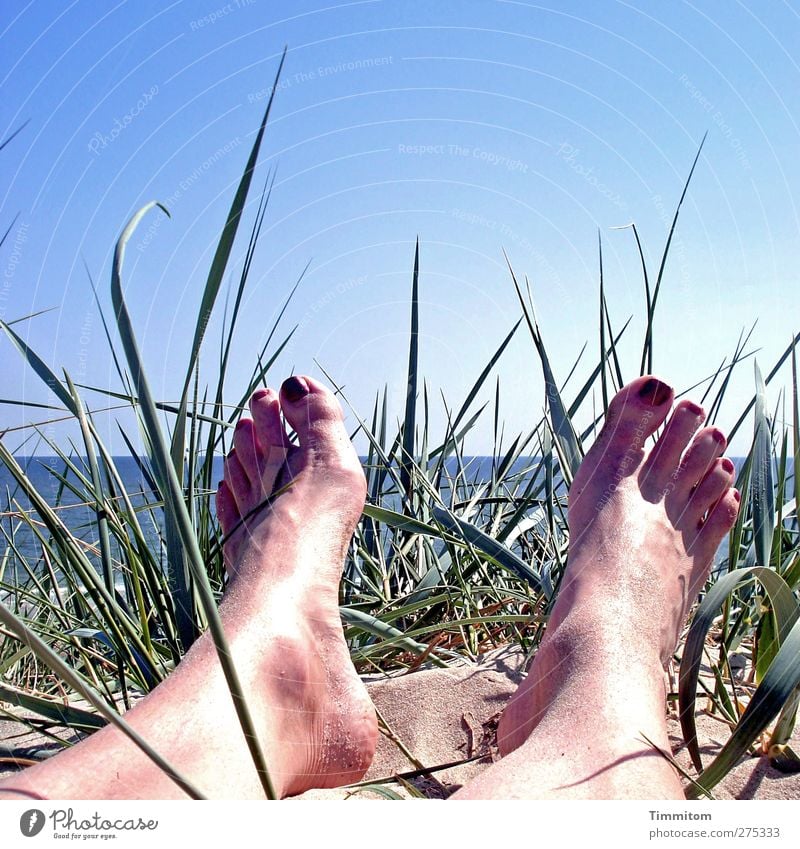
[0,374,739,800]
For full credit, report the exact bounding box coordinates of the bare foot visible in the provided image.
[214,376,377,796]
[497,376,740,756]
[1,377,376,800]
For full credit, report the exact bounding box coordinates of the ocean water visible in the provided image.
[0,454,783,586]
[0,454,544,582]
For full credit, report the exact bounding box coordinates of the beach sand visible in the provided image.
[2,645,798,800]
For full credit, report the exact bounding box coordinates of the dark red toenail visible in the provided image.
[252,388,270,400]
[721,458,735,474]
[684,400,703,416]
[733,489,741,502]
[282,376,309,402]
[712,429,727,446]
[637,378,672,406]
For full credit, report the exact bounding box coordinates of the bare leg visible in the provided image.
[0,376,378,799]
[456,377,739,799]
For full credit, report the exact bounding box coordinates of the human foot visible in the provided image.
[215,376,377,796]
[497,376,740,756]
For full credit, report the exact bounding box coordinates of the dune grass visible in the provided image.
[1,72,800,799]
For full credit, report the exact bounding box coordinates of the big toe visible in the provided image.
[279,376,366,488]
[571,376,674,505]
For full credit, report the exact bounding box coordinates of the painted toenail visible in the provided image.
[733,489,741,502]
[637,378,672,406]
[684,400,703,416]
[252,388,270,400]
[721,458,735,474]
[712,429,726,446]
[282,376,309,402]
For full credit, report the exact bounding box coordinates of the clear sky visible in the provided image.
[2,1,798,455]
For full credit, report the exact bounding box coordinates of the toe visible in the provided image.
[223,449,251,514]
[570,376,674,507]
[247,388,290,496]
[233,419,261,481]
[683,457,736,529]
[279,376,347,452]
[250,387,290,449]
[279,375,366,493]
[595,376,674,454]
[216,480,242,567]
[688,488,740,561]
[668,427,727,503]
[639,399,705,498]
[216,480,240,537]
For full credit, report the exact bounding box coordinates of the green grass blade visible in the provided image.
[507,258,582,477]
[0,319,79,416]
[752,361,775,570]
[431,506,542,591]
[340,607,445,665]
[0,603,205,798]
[182,49,286,395]
[0,684,105,731]
[641,134,706,375]
[679,566,799,771]
[687,613,800,798]
[400,239,420,501]
[110,203,277,799]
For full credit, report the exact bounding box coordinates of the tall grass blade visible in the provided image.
[0,603,205,798]
[751,362,775,570]
[679,566,799,771]
[110,203,277,799]
[640,134,706,374]
[687,614,800,798]
[507,257,581,477]
[400,239,420,502]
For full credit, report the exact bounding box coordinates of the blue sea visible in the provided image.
[0,454,778,586]
[0,455,537,583]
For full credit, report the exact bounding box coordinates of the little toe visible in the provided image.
[669,427,727,502]
[683,457,736,529]
[639,399,705,498]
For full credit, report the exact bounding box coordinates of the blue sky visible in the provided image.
[1,0,798,455]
